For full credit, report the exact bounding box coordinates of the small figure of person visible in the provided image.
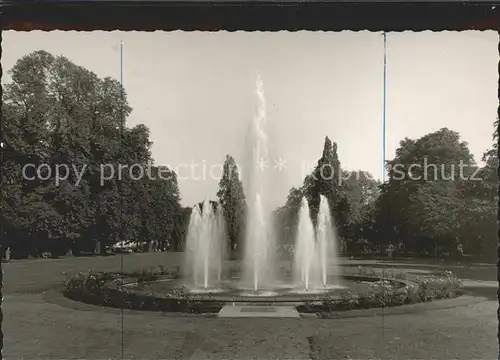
[5,247,11,262]
[457,243,463,256]
[341,239,347,253]
[387,243,395,260]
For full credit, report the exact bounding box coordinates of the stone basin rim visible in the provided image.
[104,274,413,303]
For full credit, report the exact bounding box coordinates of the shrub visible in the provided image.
[330,292,361,310]
[172,285,190,299]
[412,271,462,302]
[300,270,463,314]
[62,271,223,313]
[63,271,115,302]
[301,299,315,309]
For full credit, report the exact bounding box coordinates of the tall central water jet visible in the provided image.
[241,72,276,292]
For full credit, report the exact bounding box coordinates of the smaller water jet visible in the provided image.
[183,200,226,291]
[293,195,340,292]
[316,195,340,288]
[293,196,318,291]
[214,202,227,283]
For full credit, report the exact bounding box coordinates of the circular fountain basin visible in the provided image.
[128,275,401,303]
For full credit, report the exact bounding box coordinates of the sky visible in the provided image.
[3,31,498,207]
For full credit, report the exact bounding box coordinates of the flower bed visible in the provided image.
[297,270,463,314]
[62,266,224,313]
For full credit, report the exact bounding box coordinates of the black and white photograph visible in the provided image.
[1,30,498,359]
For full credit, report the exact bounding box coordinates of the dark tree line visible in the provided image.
[1,51,188,258]
[371,127,498,261]
[274,128,497,263]
[2,51,497,263]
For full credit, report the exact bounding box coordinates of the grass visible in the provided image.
[6,253,495,359]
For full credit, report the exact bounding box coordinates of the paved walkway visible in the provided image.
[3,253,498,359]
[218,304,301,318]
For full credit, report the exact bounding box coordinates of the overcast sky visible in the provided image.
[3,31,497,207]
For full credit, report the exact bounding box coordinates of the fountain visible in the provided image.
[293,195,340,292]
[241,71,277,293]
[213,202,226,283]
[183,200,225,291]
[316,195,340,287]
[180,73,341,299]
[293,196,316,291]
[83,72,405,317]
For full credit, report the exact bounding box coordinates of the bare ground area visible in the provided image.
[3,252,497,359]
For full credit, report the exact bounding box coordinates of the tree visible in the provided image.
[274,186,304,249]
[455,120,498,261]
[340,170,380,249]
[1,50,186,257]
[216,155,246,253]
[171,206,192,251]
[275,136,353,250]
[373,128,481,257]
[302,136,350,239]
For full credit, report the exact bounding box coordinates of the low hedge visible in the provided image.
[63,266,462,314]
[62,267,223,313]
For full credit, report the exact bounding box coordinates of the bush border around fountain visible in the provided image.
[297,270,463,315]
[62,265,226,314]
[62,265,463,315]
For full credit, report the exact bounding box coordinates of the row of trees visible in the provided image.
[273,127,497,262]
[371,127,498,261]
[1,51,188,258]
[1,50,497,262]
